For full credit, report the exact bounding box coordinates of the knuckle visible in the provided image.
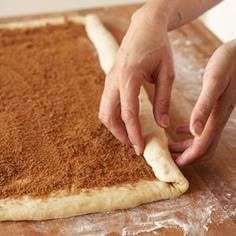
[98,111,111,127]
[198,103,212,118]
[99,112,120,131]
[121,108,136,122]
[157,98,170,109]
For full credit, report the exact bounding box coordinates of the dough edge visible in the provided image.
[0,180,185,221]
[0,15,85,29]
[0,14,189,221]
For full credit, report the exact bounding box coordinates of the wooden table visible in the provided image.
[0,4,235,236]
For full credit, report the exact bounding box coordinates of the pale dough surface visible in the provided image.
[0,15,189,221]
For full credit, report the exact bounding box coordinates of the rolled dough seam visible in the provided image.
[0,14,189,221]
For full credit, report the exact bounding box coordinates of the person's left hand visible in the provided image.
[169,39,236,167]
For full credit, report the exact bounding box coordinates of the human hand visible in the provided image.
[99,6,175,155]
[170,39,236,167]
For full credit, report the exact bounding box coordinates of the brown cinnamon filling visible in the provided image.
[0,22,155,199]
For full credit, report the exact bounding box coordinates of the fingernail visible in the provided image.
[193,121,204,137]
[160,114,169,128]
[133,145,141,156]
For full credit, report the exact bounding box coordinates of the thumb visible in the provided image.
[190,75,222,137]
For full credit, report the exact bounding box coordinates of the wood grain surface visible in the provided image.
[0,4,235,236]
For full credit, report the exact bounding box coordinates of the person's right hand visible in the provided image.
[98,6,175,155]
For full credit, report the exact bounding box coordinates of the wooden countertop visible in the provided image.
[0,4,235,236]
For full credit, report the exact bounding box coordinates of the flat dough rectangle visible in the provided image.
[0,15,188,221]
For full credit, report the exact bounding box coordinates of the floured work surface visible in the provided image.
[0,14,189,222]
[0,5,235,235]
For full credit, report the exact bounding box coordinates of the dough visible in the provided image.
[0,15,188,221]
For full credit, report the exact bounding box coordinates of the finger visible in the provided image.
[120,70,144,155]
[109,118,131,145]
[99,91,131,145]
[195,131,221,163]
[176,133,221,167]
[190,72,225,137]
[175,139,208,167]
[175,121,218,167]
[175,124,191,134]
[153,53,175,128]
[191,44,236,138]
[176,91,234,167]
[169,139,193,153]
[99,74,131,145]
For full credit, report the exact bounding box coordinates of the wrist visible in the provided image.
[132,0,169,30]
[134,0,179,31]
